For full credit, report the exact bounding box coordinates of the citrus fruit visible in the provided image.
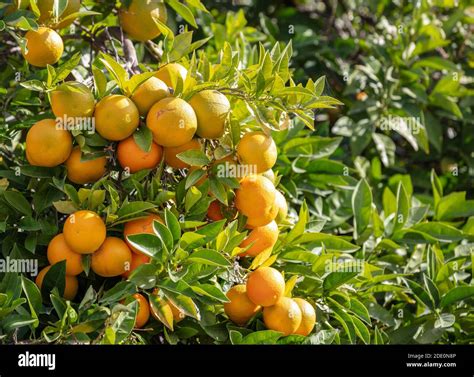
[224,285,261,326]
[235,174,278,228]
[293,298,316,336]
[37,0,81,29]
[146,97,197,147]
[154,63,187,89]
[274,190,288,223]
[35,265,78,301]
[65,147,107,185]
[22,27,63,67]
[207,200,224,221]
[119,0,167,41]
[25,119,72,167]
[63,210,106,254]
[131,76,169,116]
[123,214,164,254]
[50,81,95,119]
[261,169,275,183]
[47,233,83,276]
[117,136,163,173]
[94,95,139,141]
[91,237,132,277]
[263,297,302,336]
[128,293,150,329]
[164,139,201,169]
[122,252,150,279]
[189,90,230,139]
[237,131,277,174]
[239,221,279,257]
[246,267,285,307]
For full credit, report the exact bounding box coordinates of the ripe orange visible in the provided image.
[154,63,188,89]
[22,27,63,67]
[261,169,275,183]
[65,147,107,185]
[224,285,261,326]
[37,0,81,29]
[47,233,83,276]
[246,267,285,307]
[188,90,230,139]
[292,298,316,336]
[207,200,224,221]
[237,131,277,174]
[50,81,95,119]
[94,95,139,141]
[119,0,167,42]
[146,97,197,147]
[63,210,106,254]
[239,221,279,257]
[122,252,150,279]
[35,265,78,301]
[131,76,169,116]
[117,136,163,173]
[274,190,288,223]
[25,119,72,167]
[263,297,302,336]
[129,293,150,329]
[235,174,278,228]
[123,214,164,254]
[91,237,132,277]
[164,139,201,169]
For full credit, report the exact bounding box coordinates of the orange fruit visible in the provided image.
[261,169,275,183]
[123,214,164,254]
[47,233,83,276]
[63,210,106,254]
[25,119,72,167]
[263,297,302,336]
[65,147,107,185]
[146,97,197,147]
[122,252,150,279]
[239,221,279,257]
[35,265,78,301]
[91,237,132,277]
[131,76,169,116]
[154,63,187,89]
[207,200,224,221]
[164,139,201,169]
[293,298,316,336]
[237,131,277,174]
[50,81,95,119]
[224,285,261,326]
[37,0,81,29]
[127,293,150,329]
[119,0,167,42]
[94,95,139,141]
[246,267,285,307]
[274,190,288,223]
[22,27,63,67]
[117,136,163,173]
[235,174,278,228]
[188,90,230,139]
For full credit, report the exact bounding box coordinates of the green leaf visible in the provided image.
[352,179,373,239]
[99,53,129,92]
[166,0,197,28]
[177,150,210,166]
[152,220,174,252]
[21,276,41,327]
[164,209,181,242]
[240,330,283,344]
[4,191,32,216]
[126,234,163,259]
[323,272,359,291]
[133,127,153,153]
[186,249,231,267]
[117,202,157,219]
[440,286,474,308]
[393,183,409,233]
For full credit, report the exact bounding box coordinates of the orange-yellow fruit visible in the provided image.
[189,90,230,139]
[274,190,288,223]
[65,147,107,185]
[117,136,163,173]
[50,81,95,119]
[122,252,150,279]
[37,0,81,29]
[131,77,169,116]
[164,139,201,169]
[237,131,277,174]
[123,214,164,254]
[94,95,139,141]
[293,298,316,336]
[246,267,285,307]
[146,97,197,147]
[239,221,278,257]
[119,0,167,42]
[235,174,277,228]
[47,233,83,276]
[91,237,132,277]
[63,210,106,254]
[25,119,72,167]
[224,285,261,326]
[261,169,275,183]
[35,266,78,300]
[207,200,224,221]
[128,293,150,328]
[263,297,302,336]
[154,63,187,89]
[22,27,63,67]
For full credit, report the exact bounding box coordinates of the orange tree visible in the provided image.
[0,0,472,345]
